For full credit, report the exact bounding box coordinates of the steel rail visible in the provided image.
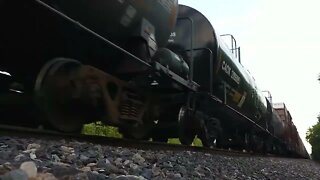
[0,124,286,159]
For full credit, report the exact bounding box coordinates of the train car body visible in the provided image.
[0,0,309,158]
[0,0,178,83]
[168,5,271,125]
[166,4,273,149]
[273,103,309,157]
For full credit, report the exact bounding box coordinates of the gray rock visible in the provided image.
[27,143,41,150]
[72,172,89,180]
[19,161,37,178]
[0,142,8,149]
[93,145,103,156]
[141,169,152,179]
[86,149,98,158]
[86,163,97,168]
[123,160,132,167]
[48,166,81,179]
[143,153,157,164]
[86,171,108,180]
[132,153,145,165]
[114,158,123,167]
[129,163,141,175]
[15,144,25,151]
[51,162,71,167]
[0,169,28,180]
[104,161,124,175]
[48,146,62,157]
[174,173,182,178]
[151,165,161,177]
[29,152,36,160]
[176,165,187,176]
[119,149,132,156]
[114,175,147,180]
[80,154,89,162]
[80,166,91,172]
[14,154,28,162]
[105,158,111,165]
[96,159,109,169]
[162,161,173,168]
[60,146,74,154]
[0,151,12,161]
[91,170,99,175]
[84,157,97,165]
[166,172,178,179]
[66,153,77,163]
[35,147,50,160]
[35,173,58,180]
[3,162,13,171]
[0,165,10,175]
[51,154,61,163]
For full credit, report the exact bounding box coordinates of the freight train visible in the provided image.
[0,0,309,158]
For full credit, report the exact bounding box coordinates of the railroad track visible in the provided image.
[0,124,280,159]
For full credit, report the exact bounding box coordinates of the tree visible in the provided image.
[306,116,320,160]
[306,75,320,160]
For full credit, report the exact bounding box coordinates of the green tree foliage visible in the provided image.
[306,74,320,161]
[306,116,320,160]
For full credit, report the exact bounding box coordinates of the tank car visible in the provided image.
[0,0,183,134]
[161,4,273,150]
[154,4,309,157]
[0,0,309,158]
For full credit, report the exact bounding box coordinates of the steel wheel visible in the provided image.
[199,117,222,148]
[178,106,196,145]
[34,58,86,133]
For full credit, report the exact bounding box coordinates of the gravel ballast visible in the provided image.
[0,136,319,179]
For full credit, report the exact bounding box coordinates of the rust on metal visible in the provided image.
[71,65,147,126]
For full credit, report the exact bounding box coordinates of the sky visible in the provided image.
[179,0,320,154]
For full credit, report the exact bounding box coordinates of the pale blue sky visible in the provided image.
[179,0,320,154]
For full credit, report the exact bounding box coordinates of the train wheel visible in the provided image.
[34,58,87,133]
[178,106,196,145]
[199,117,222,148]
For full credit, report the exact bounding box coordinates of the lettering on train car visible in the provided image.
[221,61,240,84]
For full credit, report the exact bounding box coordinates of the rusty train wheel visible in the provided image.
[34,58,86,133]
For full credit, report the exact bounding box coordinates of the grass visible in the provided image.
[82,121,203,147]
[82,121,122,138]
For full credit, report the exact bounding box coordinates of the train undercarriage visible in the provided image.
[0,56,275,152]
[0,57,299,157]
[0,57,285,155]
